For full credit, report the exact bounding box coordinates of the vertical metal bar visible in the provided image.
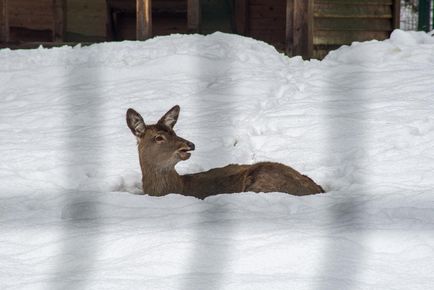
[137,0,152,40]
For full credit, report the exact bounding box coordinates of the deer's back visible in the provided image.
[244,162,324,196]
[181,162,323,199]
[181,164,251,199]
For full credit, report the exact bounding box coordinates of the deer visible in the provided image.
[126,105,324,199]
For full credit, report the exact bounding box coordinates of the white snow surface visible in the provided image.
[1,30,434,289]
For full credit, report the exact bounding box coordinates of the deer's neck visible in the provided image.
[140,161,183,196]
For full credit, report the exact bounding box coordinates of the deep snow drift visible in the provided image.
[1,30,434,289]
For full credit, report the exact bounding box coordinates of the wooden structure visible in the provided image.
[1,0,8,42]
[235,0,400,59]
[0,0,400,59]
[0,0,64,43]
[234,0,287,50]
[106,0,200,41]
[307,0,400,59]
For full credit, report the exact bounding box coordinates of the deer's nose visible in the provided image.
[187,141,195,151]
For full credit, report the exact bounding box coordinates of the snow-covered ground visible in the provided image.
[1,30,434,289]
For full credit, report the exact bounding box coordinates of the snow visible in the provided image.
[1,30,434,289]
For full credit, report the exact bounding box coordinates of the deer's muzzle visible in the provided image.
[177,141,195,160]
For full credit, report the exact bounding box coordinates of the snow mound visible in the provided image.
[324,29,434,64]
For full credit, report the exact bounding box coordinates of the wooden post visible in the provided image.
[137,0,152,40]
[187,0,200,33]
[234,0,248,35]
[53,0,65,42]
[106,0,114,41]
[286,0,294,56]
[307,0,313,58]
[291,0,313,59]
[1,0,9,42]
[392,0,400,30]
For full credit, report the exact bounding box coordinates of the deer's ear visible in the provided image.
[126,108,146,137]
[158,105,180,129]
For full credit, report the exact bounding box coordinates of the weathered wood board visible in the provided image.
[66,0,106,41]
[0,0,9,42]
[312,0,398,58]
[248,0,287,51]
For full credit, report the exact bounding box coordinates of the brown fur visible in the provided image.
[127,105,324,199]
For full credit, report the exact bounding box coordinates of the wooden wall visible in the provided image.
[66,0,106,41]
[0,0,7,42]
[108,0,190,41]
[240,0,400,58]
[0,0,64,43]
[1,0,400,59]
[247,0,287,51]
[312,0,399,58]
[8,0,54,41]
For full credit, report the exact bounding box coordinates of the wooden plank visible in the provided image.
[249,6,286,19]
[307,0,313,58]
[313,49,330,59]
[286,0,294,55]
[313,43,341,59]
[53,0,65,41]
[250,31,286,42]
[187,0,200,32]
[316,0,392,4]
[9,7,53,15]
[249,18,286,28]
[311,0,396,59]
[313,30,389,45]
[250,2,286,14]
[8,14,53,30]
[1,0,9,42]
[8,0,53,31]
[108,0,135,12]
[292,0,313,59]
[234,0,248,35]
[8,0,52,12]
[251,28,286,35]
[9,0,52,9]
[68,16,106,34]
[250,0,285,5]
[106,0,114,40]
[153,12,188,35]
[67,0,106,38]
[136,0,151,40]
[315,18,392,31]
[9,27,53,42]
[314,3,392,18]
[249,2,286,9]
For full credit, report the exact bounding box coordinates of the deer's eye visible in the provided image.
[154,135,165,143]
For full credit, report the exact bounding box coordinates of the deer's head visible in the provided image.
[126,105,195,170]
